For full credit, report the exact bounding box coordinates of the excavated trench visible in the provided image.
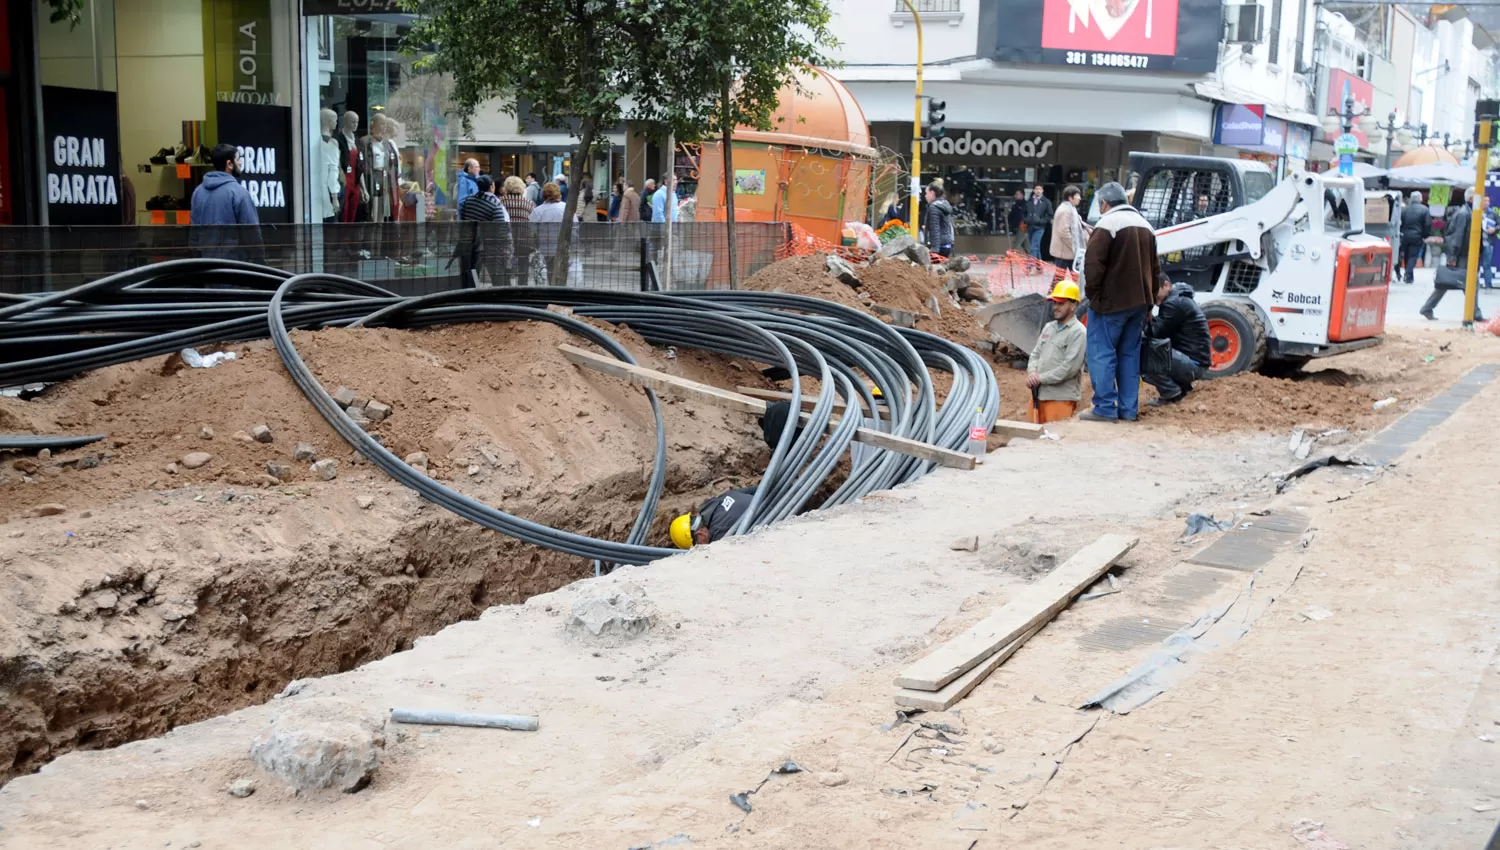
[0,453,766,782]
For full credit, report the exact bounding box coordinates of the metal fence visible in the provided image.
[0,222,793,296]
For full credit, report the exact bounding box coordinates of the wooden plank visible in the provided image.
[742,386,1040,441]
[559,344,975,470]
[893,622,1046,711]
[895,534,1137,691]
[992,419,1044,439]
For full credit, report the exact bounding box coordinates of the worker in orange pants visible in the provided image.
[1026,280,1087,424]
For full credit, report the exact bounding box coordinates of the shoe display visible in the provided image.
[149,147,172,165]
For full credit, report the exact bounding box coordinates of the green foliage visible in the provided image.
[46,0,86,29]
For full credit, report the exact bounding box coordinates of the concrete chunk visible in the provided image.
[251,425,274,444]
[249,698,384,793]
[331,386,358,407]
[364,400,392,421]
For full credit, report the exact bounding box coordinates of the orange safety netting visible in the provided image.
[973,251,1078,299]
[774,222,948,267]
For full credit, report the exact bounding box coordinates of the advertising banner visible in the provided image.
[1214,104,1265,147]
[41,86,123,226]
[1285,124,1313,159]
[980,0,1222,73]
[216,101,293,223]
[1326,69,1374,147]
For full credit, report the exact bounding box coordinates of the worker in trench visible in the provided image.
[667,400,810,549]
[1025,281,1087,423]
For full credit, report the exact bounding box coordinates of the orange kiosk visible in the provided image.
[695,66,878,249]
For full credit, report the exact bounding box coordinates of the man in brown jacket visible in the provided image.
[1080,182,1162,422]
[619,180,642,224]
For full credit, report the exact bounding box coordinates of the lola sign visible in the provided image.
[920,131,1057,161]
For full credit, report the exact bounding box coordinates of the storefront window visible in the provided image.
[304,11,459,223]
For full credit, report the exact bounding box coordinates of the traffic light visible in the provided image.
[925,99,947,140]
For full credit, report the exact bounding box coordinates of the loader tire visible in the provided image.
[1200,300,1266,378]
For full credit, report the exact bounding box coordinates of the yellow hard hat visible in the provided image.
[670,514,695,550]
[871,385,883,398]
[1048,280,1081,302]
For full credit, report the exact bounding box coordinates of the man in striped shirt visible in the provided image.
[456,175,511,287]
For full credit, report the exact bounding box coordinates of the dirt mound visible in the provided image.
[0,320,773,780]
[741,254,991,348]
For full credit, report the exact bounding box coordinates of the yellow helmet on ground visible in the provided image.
[670,514,695,549]
[1048,280,1081,302]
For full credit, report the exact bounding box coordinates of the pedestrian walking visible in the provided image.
[880,193,903,226]
[652,179,679,223]
[531,182,568,281]
[556,174,569,204]
[523,173,542,206]
[455,174,511,287]
[1483,197,1497,290]
[1049,185,1088,273]
[608,182,624,221]
[575,179,596,222]
[455,159,480,210]
[500,175,534,285]
[1006,189,1026,253]
[188,143,264,264]
[640,179,656,222]
[620,180,641,224]
[1422,188,1487,321]
[1080,182,1160,422]
[923,184,954,258]
[1398,190,1430,284]
[1024,184,1054,259]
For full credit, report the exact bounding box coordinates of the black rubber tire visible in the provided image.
[1200,300,1267,378]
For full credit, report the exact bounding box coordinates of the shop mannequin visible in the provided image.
[360,115,399,223]
[318,108,341,223]
[337,110,364,222]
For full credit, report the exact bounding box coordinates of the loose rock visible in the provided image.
[37,448,51,461]
[814,771,849,787]
[825,255,863,287]
[331,386,358,407]
[565,582,658,642]
[226,778,257,798]
[266,461,293,482]
[309,459,339,481]
[199,425,215,440]
[293,442,318,462]
[251,424,274,444]
[950,535,980,552]
[24,503,67,518]
[982,737,1005,754]
[404,452,429,471]
[12,459,38,475]
[356,494,375,510]
[365,400,393,421]
[233,430,255,443]
[181,452,212,470]
[249,698,384,793]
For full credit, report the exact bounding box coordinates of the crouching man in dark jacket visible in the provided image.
[1143,279,1212,405]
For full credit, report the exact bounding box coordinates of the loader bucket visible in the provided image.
[977,293,1053,353]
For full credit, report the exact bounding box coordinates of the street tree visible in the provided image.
[403,0,636,285]
[630,0,836,286]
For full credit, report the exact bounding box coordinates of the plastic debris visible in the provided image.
[729,793,753,813]
[1183,513,1236,537]
[1302,606,1334,622]
[180,348,237,369]
[1372,397,1397,410]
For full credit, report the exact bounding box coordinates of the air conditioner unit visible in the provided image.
[1223,3,1265,44]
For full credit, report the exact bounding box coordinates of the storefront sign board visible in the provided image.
[41,86,122,226]
[1285,124,1312,159]
[979,0,1222,73]
[1255,117,1287,154]
[1214,104,1264,147]
[1326,69,1373,148]
[920,131,1058,161]
[302,0,404,14]
[217,101,293,223]
[212,0,278,105]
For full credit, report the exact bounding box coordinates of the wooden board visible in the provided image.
[740,386,1040,441]
[894,533,1137,691]
[559,344,975,470]
[893,622,1046,711]
[992,419,1044,439]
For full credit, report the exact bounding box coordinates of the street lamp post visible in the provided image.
[901,0,924,237]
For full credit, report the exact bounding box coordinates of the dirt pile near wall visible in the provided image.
[0,321,771,781]
[740,254,991,348]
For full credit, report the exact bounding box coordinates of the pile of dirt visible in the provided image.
[1140,330,1486,433]
[741,254,991,348]
[0,320,773,780]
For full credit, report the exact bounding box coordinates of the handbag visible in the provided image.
[1142,336,1172,374]
[1435,263,1467,290]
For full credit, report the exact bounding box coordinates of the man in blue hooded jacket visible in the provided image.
[189,143,263,263]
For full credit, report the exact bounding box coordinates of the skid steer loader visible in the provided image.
[984,153,1391,377]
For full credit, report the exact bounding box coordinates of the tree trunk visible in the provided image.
[721,77,738,289]
[552,117,596,286]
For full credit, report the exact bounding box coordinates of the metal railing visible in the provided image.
[0,222,792,296]
[892,0,961,12]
